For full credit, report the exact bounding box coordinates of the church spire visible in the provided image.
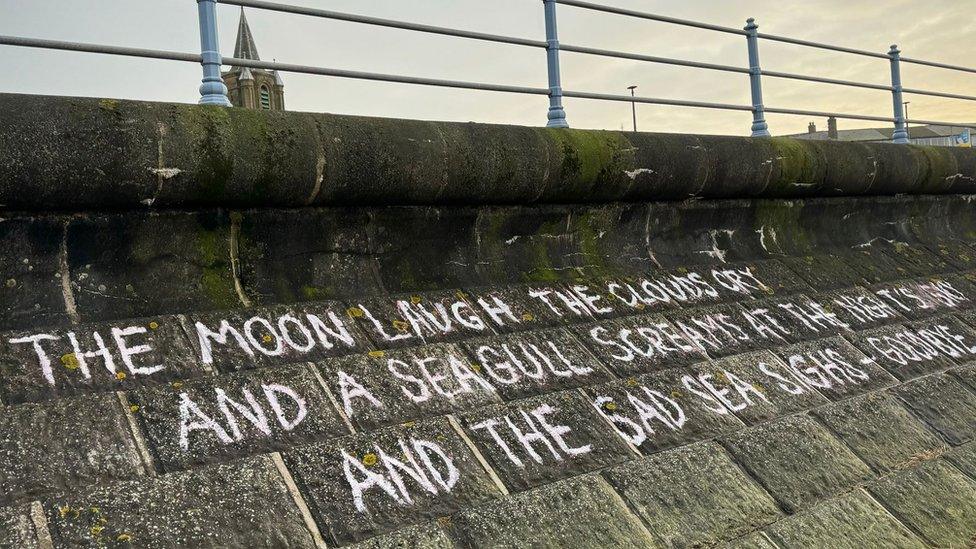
[234,8,260,60]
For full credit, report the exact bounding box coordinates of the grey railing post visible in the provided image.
[744,18,770,137]
[543,0,569,128]
[888,44,909,143]
[197,0,231,106]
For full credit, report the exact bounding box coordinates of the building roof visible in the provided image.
[1,93,976,547]
[233,8,260,61]
[789,123,975,142]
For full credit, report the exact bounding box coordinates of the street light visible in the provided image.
[627,85,638,132]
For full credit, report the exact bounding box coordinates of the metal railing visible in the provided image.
[1,0,975,142]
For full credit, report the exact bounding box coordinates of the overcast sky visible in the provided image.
[2,0,975,136]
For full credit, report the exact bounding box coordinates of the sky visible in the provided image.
[1,0,975,136]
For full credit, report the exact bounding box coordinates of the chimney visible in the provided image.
[808,122,817,134]
[827,117,838,140]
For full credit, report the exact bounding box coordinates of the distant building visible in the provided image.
[221,9,285,111]
[788,117,973,147]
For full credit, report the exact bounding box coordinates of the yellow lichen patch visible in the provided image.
[455,291,468,300]
[634,303,646,310]
[61,353,80,370]
[604,401,618,411]
[403,421,416,428]
[59,505,72,518]
[261,334,273,344]
[392,319,410,333]
[625,378,638,387]
[117,533,133,542]
[148,321,159,331]
[89,507,100,515]
[670,390,684,399]
[368,350,385,358]
[115,371,127,381]
[362,453,378,466]
[470,363,482,373]
[171,381,183,389]
[129,405,140,413]
[346,307,364,318]
[521,313,535,322]
[410,295,423,305]
[90,525,105,536]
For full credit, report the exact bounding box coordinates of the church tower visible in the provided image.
[222,9,285,110]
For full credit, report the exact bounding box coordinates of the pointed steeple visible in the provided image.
[234,8,260,60]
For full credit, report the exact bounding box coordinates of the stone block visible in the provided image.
[316,345,501,431]
[445,474,655,547]
[811,392,947,473]
[456,391,632,492]
[128,364,350,471]
[282,417,501,546]
[602,442,781,547]
[721,415,873,513]
[773,337,896,400]
[0,316,202,405]
[893,373,976,445]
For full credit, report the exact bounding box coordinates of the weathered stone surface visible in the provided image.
[0,393,145,505]
[925,240,976,271]
[953,362,976,390]
[346,290,494,349]
[893,373,976,445]
[883,242,954,277]
[0,316,202,405]
[603,442,781,547]
[458,329,613,401]
[572,315,706,377]
[42,456,316,548]
[348,522,452,549]
[779,255,865,291]
[586,368,746,455]
[65,211,241,322]
[735,294,845,344]
[945,443,976,479]
[0,505,38,549]
[847,320,969,381]
[462,285,564,334]
[719,532,778,549]
[282,418,501,546]
[445,474,655,547]
[457,391,632,492]
[687,351,829,425]
[817,286,904,331]
[665,304,768,359]
[834,248,914,285]
[773,337,896,400]
[811,392,947,473]
[721,415,873,513]
[762,490,925,549]
[129,364,349,471]
[870,277,972,320]
[185,302,367,373]
[867,459,976,547]
[316,345,501,431]
[0,217,66,332]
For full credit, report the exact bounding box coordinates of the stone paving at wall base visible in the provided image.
[3,237,976,546]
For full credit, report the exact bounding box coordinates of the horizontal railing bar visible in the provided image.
[562,89,753,111]
[765,105,959,126]
[553,0,748,36]
[902,87,976,102]
[217,0,547,48]
[0,35,201,63]
[222,56,551,95]
[559,43,749,74]
[901,56,976,74]
[761,70,892,91]
[755,32,889,59]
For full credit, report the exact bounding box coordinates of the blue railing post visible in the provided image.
[543,0,569,128]
[197,0,231,106]
[888,44,909,144]
[744,18,770,137]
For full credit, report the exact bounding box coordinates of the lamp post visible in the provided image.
[627,85,638,132]
[903,101,910,122]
